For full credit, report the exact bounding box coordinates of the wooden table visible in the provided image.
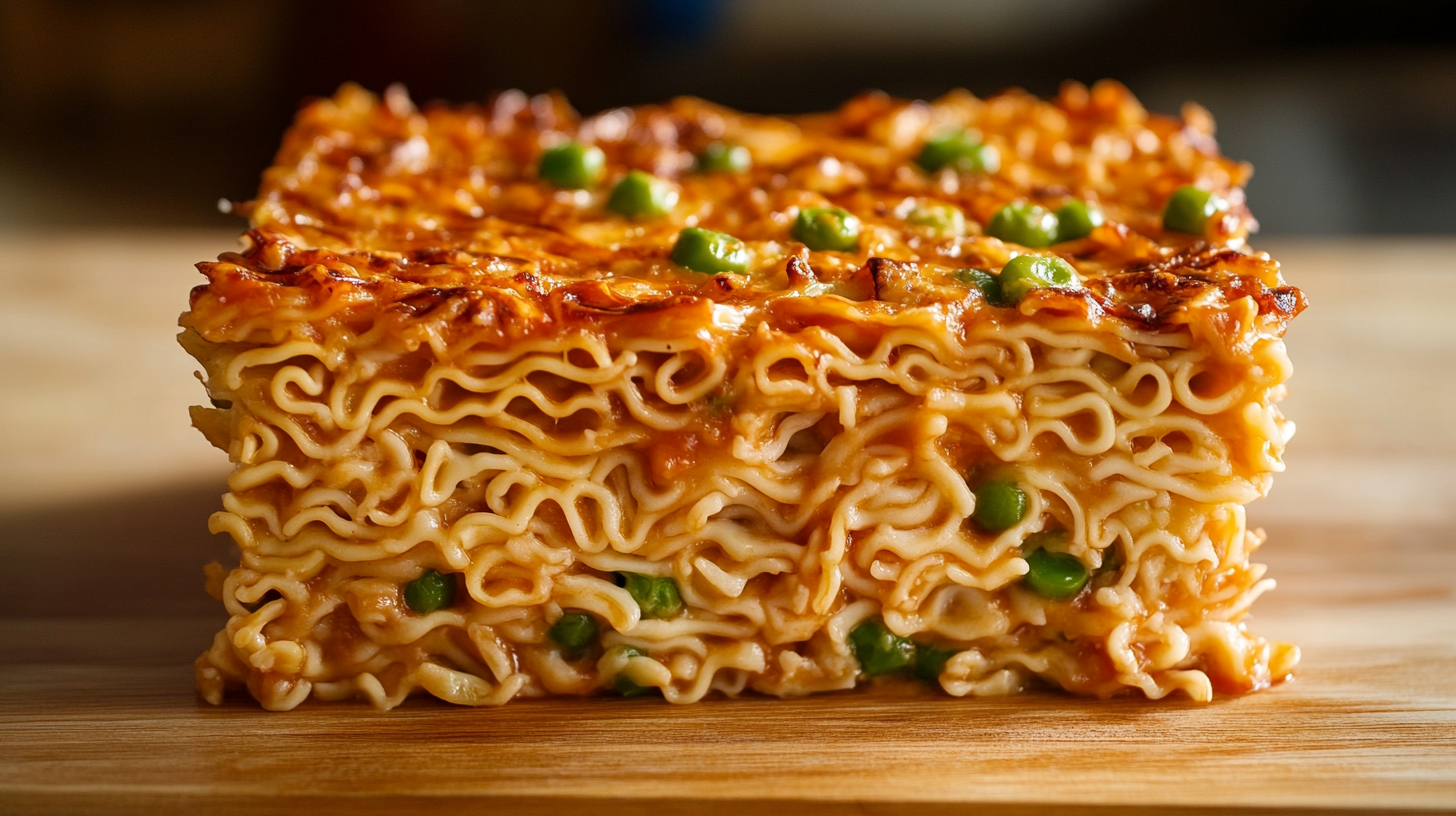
[2,233,1454,815]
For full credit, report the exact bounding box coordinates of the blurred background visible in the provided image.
[1,0,1453,235]
[3,0,1455,705]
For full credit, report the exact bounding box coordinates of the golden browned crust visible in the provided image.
[198,81,1301,349]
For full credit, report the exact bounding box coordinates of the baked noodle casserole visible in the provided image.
[181,81,1304,710]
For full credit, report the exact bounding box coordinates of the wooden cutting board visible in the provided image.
[2,235,1454,815]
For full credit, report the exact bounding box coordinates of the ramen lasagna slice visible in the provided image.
[182,82,1304,710]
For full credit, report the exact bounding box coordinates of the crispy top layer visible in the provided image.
[192,82,1303,347]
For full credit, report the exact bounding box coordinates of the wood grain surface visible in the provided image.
[2,233,1454,815]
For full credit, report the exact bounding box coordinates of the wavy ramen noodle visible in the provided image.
[182,82,1304,710]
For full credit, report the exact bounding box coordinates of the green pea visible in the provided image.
[538,141,605,189]
[606,170,676,219]
[905,201,966,237]
[670,227,749,274]
[1162,185,1224,235]
[987,202,1058,248]
[997,254,1078,304]
[973,481,1028,532]
[618,572,683,618]
[615,675,652,697]
[953,268,1008,306]
[1022,538,1089,600]
[915,131,1000,175]
[548,611,598,653]
[1055,199,1104,242]
[912,643,957,683]
[697,141,752,174]
[403,569,456,615]
[612,645,655,696]
[848,618,916,677]
[791,206,861,253]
